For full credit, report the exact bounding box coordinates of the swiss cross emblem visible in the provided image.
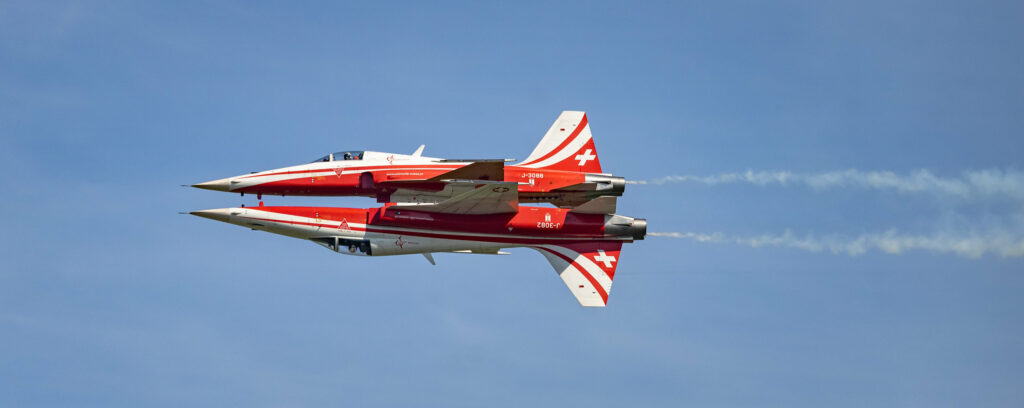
[544,213,551,222]
[593,250,616,268]
[338,218,350,230]
[575,149,596,166]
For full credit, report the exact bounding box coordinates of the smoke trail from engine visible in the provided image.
[629,169,1024,201]
[649,227,1024,258]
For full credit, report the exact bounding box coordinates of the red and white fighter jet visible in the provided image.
[191,180,645,307]
[192,111,624,208]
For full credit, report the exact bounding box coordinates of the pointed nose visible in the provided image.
[192,177,232,192]
[189,208,232,223]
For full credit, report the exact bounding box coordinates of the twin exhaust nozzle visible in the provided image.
[604,215,646,240]
[585,174,627,195]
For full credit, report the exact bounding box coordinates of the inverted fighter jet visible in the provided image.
[192,111,624,208]
[191,180,645,307]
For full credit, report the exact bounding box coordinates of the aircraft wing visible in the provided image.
[533,241,623,307]
[426,161,504,181]
[389,181,518,214]
[379,161,505,188]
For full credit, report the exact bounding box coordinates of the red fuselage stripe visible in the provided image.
[241,216,619,245]
[239,165,463,180]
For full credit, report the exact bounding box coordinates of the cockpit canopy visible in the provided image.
[312,151,364,162]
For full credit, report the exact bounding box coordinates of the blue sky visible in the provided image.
[2,1,1023,406]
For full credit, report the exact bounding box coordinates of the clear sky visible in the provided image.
[2,1,1023,407]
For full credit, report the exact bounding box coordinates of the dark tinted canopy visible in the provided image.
[311,151,364,162]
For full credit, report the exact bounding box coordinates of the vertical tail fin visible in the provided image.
[517,111,603,173]
[533,241,622,307]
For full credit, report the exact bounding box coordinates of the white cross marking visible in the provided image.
[593,250,616,268]
[575,149,596,166]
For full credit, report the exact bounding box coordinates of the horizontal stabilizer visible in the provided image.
[569,196,617,214]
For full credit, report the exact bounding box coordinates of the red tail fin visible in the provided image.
[517,111,603,173]
[533,241,622,307]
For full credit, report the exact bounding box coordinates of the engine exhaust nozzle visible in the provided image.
[604,215,647,240]
[631,218,646,240]
[585,174,626,195]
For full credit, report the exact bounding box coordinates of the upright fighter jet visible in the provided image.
[192,111,624,208]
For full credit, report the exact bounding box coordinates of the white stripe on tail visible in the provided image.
[532,241,622,307]
[518,111,603,173]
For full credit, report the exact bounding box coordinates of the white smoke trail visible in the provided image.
[629,169,1024,201]
[649,229,1024,258]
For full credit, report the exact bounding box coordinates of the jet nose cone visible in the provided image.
[192,177,232,192]
[189,208,232,223]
